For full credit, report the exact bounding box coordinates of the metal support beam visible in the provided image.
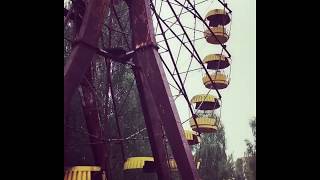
[126,0,200,179]
[64,0,110,115]
[132,66,171,180]
[64,1,110,179]
[79,67,109,180]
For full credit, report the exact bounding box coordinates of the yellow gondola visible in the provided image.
[189,117,218,133]
[191,94,220,110]
[64,166,101,180]
[123,157,200,172]
[123,131,200,172]
[203,54,230,69]
[202,72,229,89]
[124,157,154,170]
[205,9,231,27]
[204,26,229,44]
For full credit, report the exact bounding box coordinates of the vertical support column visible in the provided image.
[64,0,110,115]
[79,65,109,179]
[64,0,110,179]
[126,0,200,179]
[132,67,171,180]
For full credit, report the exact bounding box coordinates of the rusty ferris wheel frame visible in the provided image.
[64,0,232,179]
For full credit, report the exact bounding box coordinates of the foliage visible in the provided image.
[194,123,235,180]
[234,117,256,180]
[244,117,256,180]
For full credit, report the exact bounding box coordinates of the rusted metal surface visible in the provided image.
[79,66,109,175]
[132,66,171,179]
[64,0,111,179]
[64,0,110,115]
[126,0,200,179]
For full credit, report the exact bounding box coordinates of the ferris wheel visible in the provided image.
[64,0,232,179]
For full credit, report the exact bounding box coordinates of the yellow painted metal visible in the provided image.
[205,9,230,25]
[76,171,81,180]
[203,54,226,63]
[189,117,218,133]
[191,94,217,104]
[71,173,76,180]
[169,158,200,171]
[123,157,154,170]
[64,166,101,180]
[184,130,195,141]
[87,171,91,180]
[202,72,229,89]
[191,94,220,110]
[169,159,178,170]
[203,54,230,69]
[204,26,229,44]
[205,9,228,19]
[184,130,200,145]
[123,156,201,172]
[82,172,87,180]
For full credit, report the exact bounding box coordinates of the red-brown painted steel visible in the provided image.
[65,0,200,179]
[64,0,110,179]
[126,0,200,179]
[79,67,109,179]
[64,0,110,115]
[132,66,171,179]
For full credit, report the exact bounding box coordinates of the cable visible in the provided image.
[111,2,130,47]
[172,0,231,58]
[172,35,185,75]
[161,0,209,22]
[152,1,202,135]
[181,89,212,125]
[152,8,222,99]
[173,67,202,75]
[109,62,126,162]
[155,0,164,33]
[163,19,204,33]
[116,79,136,116]
[182,1,197,86]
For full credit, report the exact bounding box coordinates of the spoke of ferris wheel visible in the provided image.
[157,33,205,44]
[168,82,181,91]
[163,19,204,33]
[160,0,187,34]
[181,89,212,125]
[172,34,185,75]
[161,0,208,21]
[161,0,223,99]
[183,26,196,85]
[154,0,164,32]
[173,67,203,76]
[172,0,231,58]
[217,0,232,13]
[154,13,220,100]
[152,1,203,135]
[157,43,168,52]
